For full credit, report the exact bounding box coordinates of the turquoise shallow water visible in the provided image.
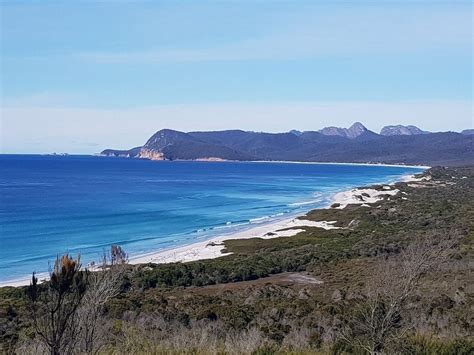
[0,155,424,283]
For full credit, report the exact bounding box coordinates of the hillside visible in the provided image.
[101,123,473,166]
[2,166,473,353]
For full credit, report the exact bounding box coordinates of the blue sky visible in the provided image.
[1,1,472,153]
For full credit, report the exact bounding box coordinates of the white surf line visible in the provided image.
[132,171,428,266]
[128,216,341,266]
[0,171,426,287]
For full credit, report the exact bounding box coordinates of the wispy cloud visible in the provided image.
[1,92,83,107]
[77,5,471,64]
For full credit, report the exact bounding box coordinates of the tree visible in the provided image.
[27,254,88,355]
[26,246,129,354]
[110,244,128,266]
[76,247,126,353]
[343,232,460,354]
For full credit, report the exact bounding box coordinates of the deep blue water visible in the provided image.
[0,155,424,283]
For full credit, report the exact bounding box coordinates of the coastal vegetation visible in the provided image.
[0,166,472,354]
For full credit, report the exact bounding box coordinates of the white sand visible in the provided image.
[128,177,413,266]
[249,160,430,169]
[1,171,425,287]
[331,187,399,209]
[400,174,430,183]
[129,217,340,265]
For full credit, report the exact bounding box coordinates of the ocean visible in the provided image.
[0,155,424,283]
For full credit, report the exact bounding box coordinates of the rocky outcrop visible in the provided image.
[138,148,165,161]
[318,122,370,139]
[380,125,428,136]
[100,147,142,158]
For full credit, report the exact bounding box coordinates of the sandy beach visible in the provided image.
[127,176,416,266]
[248,160,431,170]
[0,172,425,288]
[128,216,341,265]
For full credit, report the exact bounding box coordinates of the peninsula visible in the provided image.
[101,123,473,166]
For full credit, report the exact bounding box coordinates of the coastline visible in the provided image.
[128,216,341,266]
[0,169,427,288]
[170,158,430,170]
[127,173,421,266]
[247,160,431,170]
[17,153,431,170]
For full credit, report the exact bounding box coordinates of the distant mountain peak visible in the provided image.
[350,122,366,129]
[380,125,428,136]
[347,122,368,138]
[318,122,368,139]
[143,129,195,150]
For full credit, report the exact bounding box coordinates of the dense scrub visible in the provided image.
[1,166,473,354]
[134,167,473,290]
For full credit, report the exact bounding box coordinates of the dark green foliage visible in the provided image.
[133,168,473,292]
[136,244,329,289]
[104,128,474,166]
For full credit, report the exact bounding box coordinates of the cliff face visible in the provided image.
[137,148,165,160]
[100,147,165,160]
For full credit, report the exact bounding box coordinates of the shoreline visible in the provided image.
[0,171,427,288]
[165,159,430,170]
[4,154,431,170]
[127,215,343,266]
[247,160,430,169]
[120,155,431,169]
[127,173,418,266]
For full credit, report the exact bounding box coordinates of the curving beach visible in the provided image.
[128,173,423,266]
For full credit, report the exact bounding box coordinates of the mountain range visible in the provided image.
[101,123,473,166]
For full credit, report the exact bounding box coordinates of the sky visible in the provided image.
[1,1,472,154]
